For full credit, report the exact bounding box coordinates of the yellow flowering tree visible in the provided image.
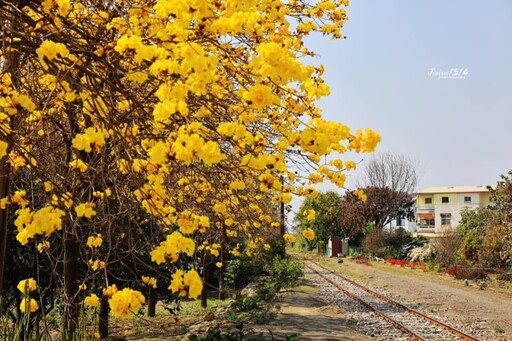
[0,0,380,337]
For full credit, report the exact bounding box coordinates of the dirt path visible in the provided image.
[252,255,512,340]
[251,282,373,340]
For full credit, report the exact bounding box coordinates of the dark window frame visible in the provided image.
[441,213,452,225]
[441,196,449,203]
[424,197,432,204]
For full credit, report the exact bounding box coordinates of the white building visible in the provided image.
[415,186,491,237]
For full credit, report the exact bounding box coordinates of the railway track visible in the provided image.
[304,260,479,341]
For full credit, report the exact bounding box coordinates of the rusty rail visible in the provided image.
[305,260,479,341]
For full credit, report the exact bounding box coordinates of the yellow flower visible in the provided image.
[354,189,367,202]
[11,190,29,208]
[142,276,157,288]
[102,284,118,298]
[17,278,37,294]
[43,181,53,192]
[108,288,145,318]
[168,269,202,299]
[37,241,50,253]
[75,202,97,218]
[0,141,8,159]
[305,209,316,221]
[84,294,100,308]
[36,41,69,61]
[69,158,88,172]
[88,260,106,271]
[20,298,39,313]
[243,83,278,110]
[215,262,223,268]
[302,228,315,241]
[87,234,103,248]
[283,234,296,243]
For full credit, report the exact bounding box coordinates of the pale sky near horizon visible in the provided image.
[304,0,512,192]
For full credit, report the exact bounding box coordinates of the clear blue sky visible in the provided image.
[305,0,512,190]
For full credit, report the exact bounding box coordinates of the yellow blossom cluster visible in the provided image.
[108,288,145,318]
[0,0,382,319]
[150,231,195,264]
[75,203,97,218]
[20,298,39,314]
[142,276,157,288]
[17,279,39,314]
[14,206,65,245]
[86,234,103,248]
[354,189,368,202]
[37,241,50,253]
[102,284,118,298]
[17,278,37,294]
[304,209,316,221]
[302,228,316,241]
[84,294,100,308]
[88,259,106,271]
[168,269,202,299]
[283,234,296,244]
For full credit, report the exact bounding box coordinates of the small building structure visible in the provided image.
[326,236,349,257]
[415,186,491,237]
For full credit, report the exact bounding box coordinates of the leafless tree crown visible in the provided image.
[358,152,419,194]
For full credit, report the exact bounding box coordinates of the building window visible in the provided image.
[424,198,432,204]
[464,196,471,203]
[419,218,435,227]
[442,196,449,203]
[396,217,403,227]
[441,213,451,225]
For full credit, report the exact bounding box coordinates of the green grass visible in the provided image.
[178,298,228,316]
[316,258,368,281]
[493,324,504,334]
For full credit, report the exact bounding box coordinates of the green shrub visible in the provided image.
[224,257,259,289]
[188,325,297,341]
[263,256,304,292]
[232,296,261,312]
[362,228,413,259]
[433,231,460,268]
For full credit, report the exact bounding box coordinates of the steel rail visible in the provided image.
[307,260,479,341]
[306,262,427,340]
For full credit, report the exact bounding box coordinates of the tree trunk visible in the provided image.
[0,163,10,303]
[279,200,286,258]
[147,287,156,317]
[0,9,16,303]
[62,230,80,338]
[218,254,225,300]
[99,294,109,338]
[201,260,209,308]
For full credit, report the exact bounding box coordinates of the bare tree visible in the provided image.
[357,152,420,194]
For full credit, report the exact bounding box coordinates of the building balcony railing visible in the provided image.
[417,227,435,233]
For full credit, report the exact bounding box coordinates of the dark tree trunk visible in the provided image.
[279,200,286,258]
[0,164,10,302]
[201,260,209,308]
[62,231,80,337]
[218,243,225,300]
[0,12,16,301]
[99,294,109,338]
[147,287,156,317]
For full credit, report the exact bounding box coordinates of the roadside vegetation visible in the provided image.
[295,169,512,284]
